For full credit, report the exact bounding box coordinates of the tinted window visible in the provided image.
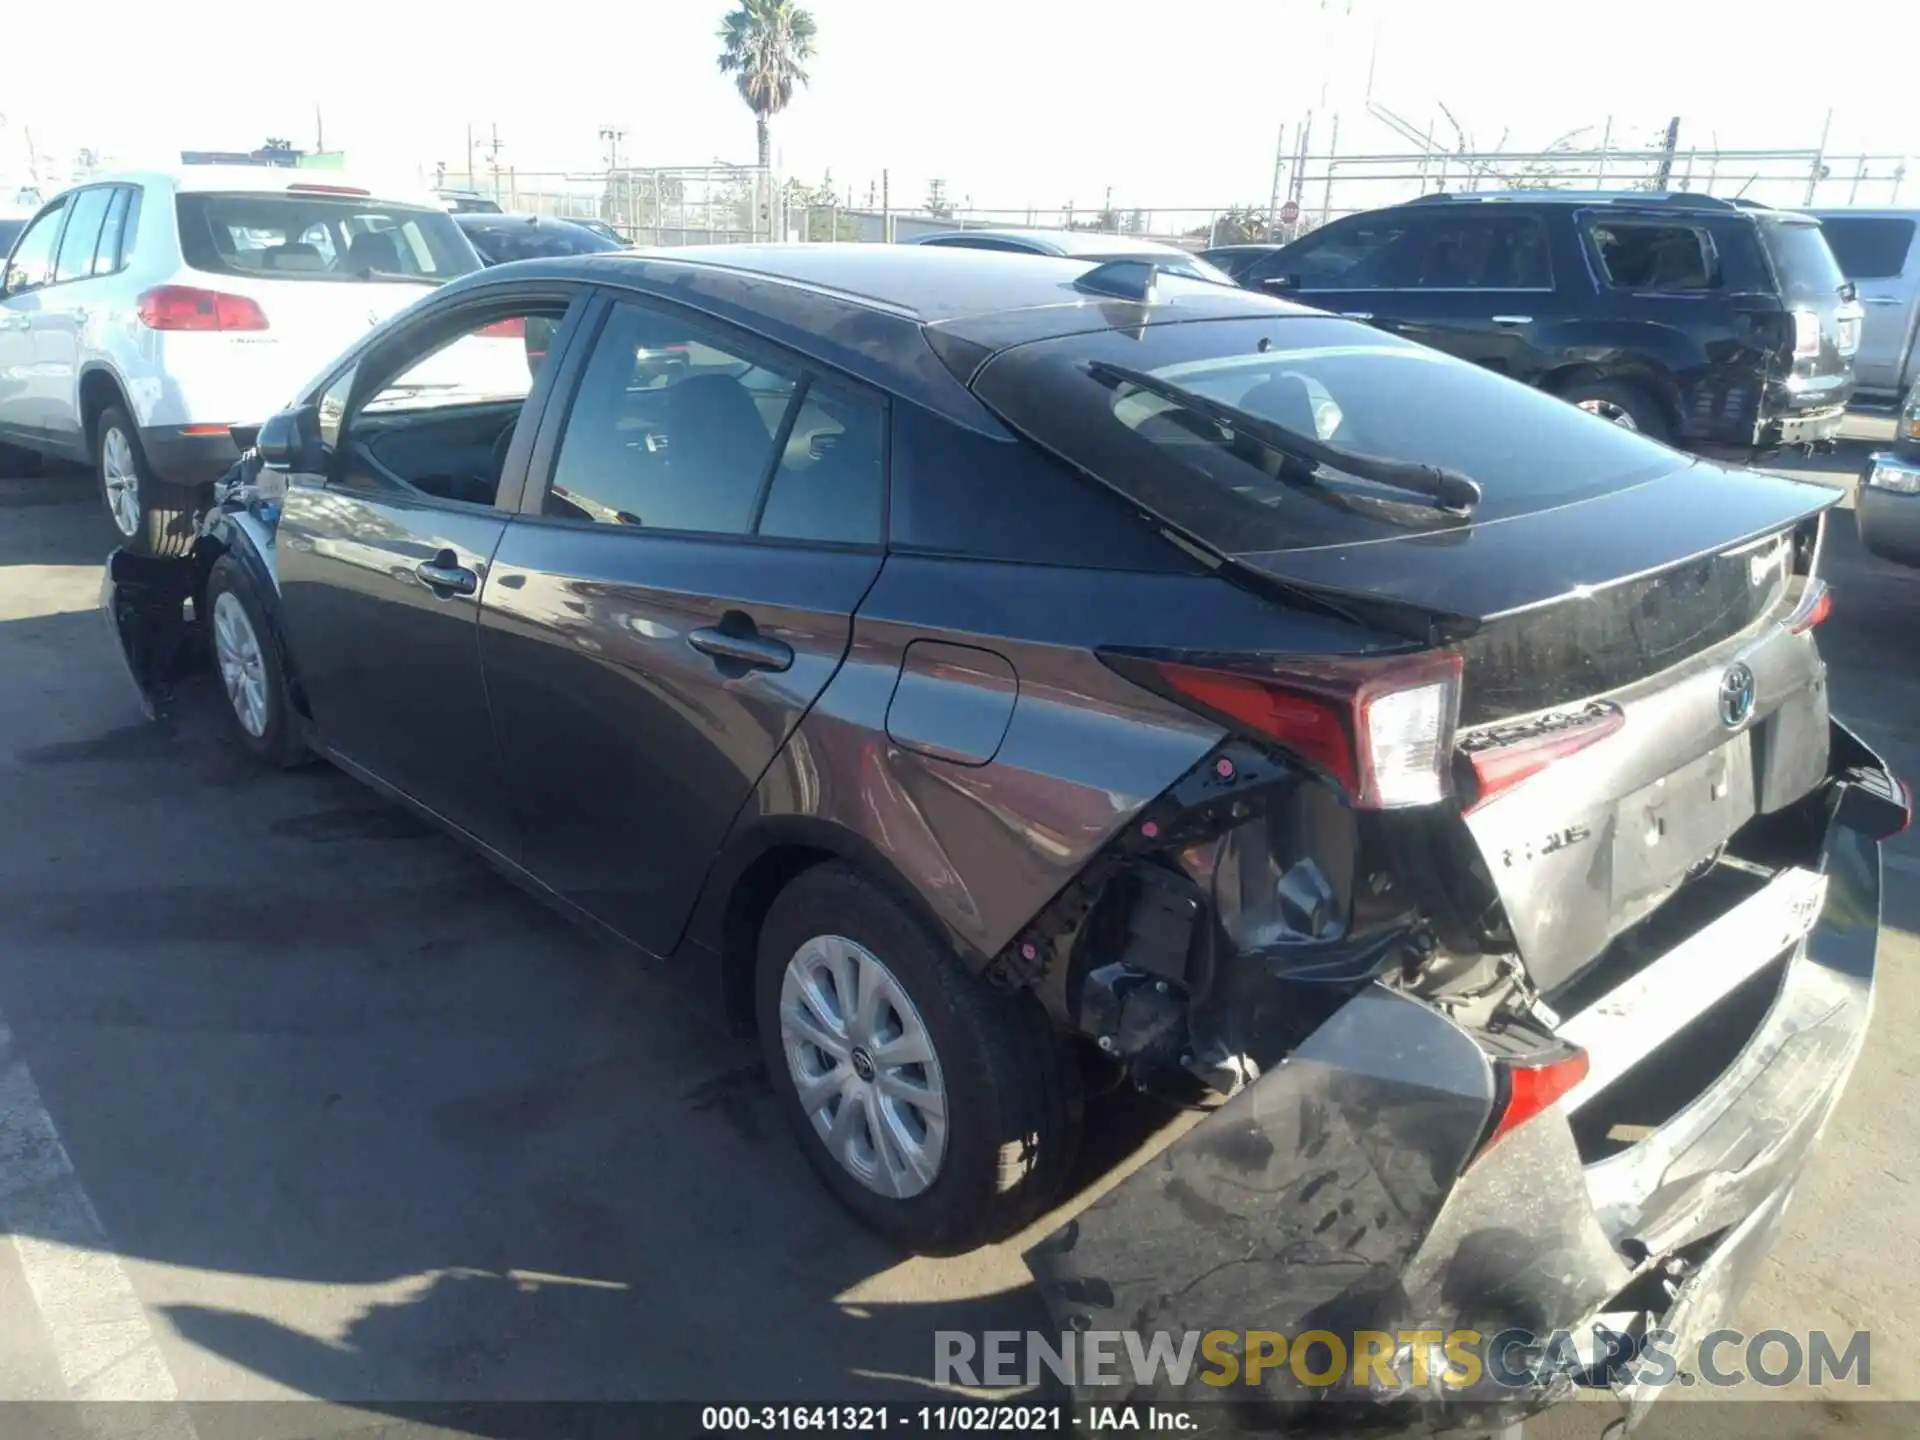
[971,316,1689,555]
[0,219,26,258]
[91,187,132,275]
[53,188,113,284]
[2,201,68,294]
[546,300,799,535]
[1401,214,1552,288]
[757,382,886,544]
[460,219,622,264]
[175,192,482,283]
[1269,216,1414,290]
[1816,216,1916,281]
[1590,222,1718,291]
[1757,219,1848,307]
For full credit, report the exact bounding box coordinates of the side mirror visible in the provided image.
[1260,274,1299,292]
[256,404,324,474]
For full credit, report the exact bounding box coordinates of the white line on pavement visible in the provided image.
[0,1018,196,1429]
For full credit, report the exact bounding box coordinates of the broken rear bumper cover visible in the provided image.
[1024,721,1903,1431]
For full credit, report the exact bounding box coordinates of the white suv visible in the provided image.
[0,167,484,553]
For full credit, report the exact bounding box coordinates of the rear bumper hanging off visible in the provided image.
[1024,721,1899,1433]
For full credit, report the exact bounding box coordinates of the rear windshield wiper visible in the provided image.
[1087,360,1483,516]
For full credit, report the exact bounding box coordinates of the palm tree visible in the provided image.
[716,0,817,170]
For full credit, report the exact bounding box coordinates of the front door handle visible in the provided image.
[1490,315,1533,325]
[688,620,793,673]
[415,557,478,596]
[1340,311,1375,321]
[1863,296,1901,307]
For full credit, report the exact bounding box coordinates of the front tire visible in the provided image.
[205,554,310,769]
[756,863,1081,1255]
[95,406,204,557]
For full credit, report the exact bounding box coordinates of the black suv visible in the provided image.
[1221,191,1862,450]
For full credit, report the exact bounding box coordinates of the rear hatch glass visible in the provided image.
[969,315,1688,556]
[175,192,481,284]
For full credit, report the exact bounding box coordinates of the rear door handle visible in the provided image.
[689,622,793,673]
[1863,296,1902,307]
[415,558,478,596]
[1491,315,1533,325]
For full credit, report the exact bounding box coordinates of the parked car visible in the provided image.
[100,244,1904,1429]
[0,167,485,553]
[434,188,503,215]
[1196,240,1289,282]
[455,211,627,264]
[1807,209,1920,407]
[911,226,1234,283]
[569,217,628,246]
[1858,378,1920,567]
[1220,191,1863,450]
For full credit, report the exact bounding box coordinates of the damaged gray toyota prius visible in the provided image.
[100,245,1907,1432]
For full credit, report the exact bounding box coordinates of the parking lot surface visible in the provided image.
[0,427,1916,1431]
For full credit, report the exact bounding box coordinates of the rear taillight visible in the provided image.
[1460,703,1625,812]
[1479,1047,1589,1156]
[136,285,268,332]
[480,316,526,338]
[1791,307,1821,359]
[1143,650,1462,810]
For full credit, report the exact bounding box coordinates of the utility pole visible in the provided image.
[487,124,505,196]
[881,169,891,243]
[1804,108,1833,205]
[1266,123,1287,234]
[466,123,475,188]
[1652,116,1681,191]
[599,125,626,173]
[315,102,325,154]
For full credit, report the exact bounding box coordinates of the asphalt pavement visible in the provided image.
[0,426,1915,1437]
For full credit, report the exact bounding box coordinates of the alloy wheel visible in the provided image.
[212,591,269,738]
[101,426,141,537]
[778,933,948,1199]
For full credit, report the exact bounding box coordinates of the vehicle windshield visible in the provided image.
[1759,218,1848,308]
[176,192,483,284]
[461,221,624,264]
[969,315,1690,555]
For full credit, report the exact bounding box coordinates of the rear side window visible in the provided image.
[1816,216,1916,280]
[1589,222,1718,290]
[1267,216,1413,289]
[1756,219,1848,306]
[52,187,113,284]
[1400,213,1553,288]
[970,315,1689,556]
[175,192,482,283]
[91,187,135,275]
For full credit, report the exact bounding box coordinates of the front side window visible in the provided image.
[3,200,69,295]
[52,188,114,284]
[91,187,135,276]
[544,300,884,545]
[1263,216,1415,290]
[336,305,563,508]
[1816,216,1916,281]
[1589,222,1718,291]
[175,192,483,283]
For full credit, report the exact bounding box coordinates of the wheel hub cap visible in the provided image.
[211,591,270,739]
[101,427,141,538]
[778,934,948,1200]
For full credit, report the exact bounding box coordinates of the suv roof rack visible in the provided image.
[1403,190,1762,212]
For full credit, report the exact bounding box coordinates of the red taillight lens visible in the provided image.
[136,286,268,332]
[1480,1048,1589,1155]
[1788,580,1832,633]
[1144,650,1463,810]
[1460,703,1626,812]
[480,316,526,338]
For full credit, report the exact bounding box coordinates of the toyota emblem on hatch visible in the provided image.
[1718,662,1756,729]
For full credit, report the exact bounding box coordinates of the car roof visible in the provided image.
[915,227,1200,259]
[425,244,1301,434]
[62,167,441,207]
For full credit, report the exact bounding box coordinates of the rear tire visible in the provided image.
[756,862,1082,1255]
[1558,378,1670,442]
[95,406,204,557]
[205,554,310,769]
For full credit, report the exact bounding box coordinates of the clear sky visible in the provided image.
[4,0,1916,214]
